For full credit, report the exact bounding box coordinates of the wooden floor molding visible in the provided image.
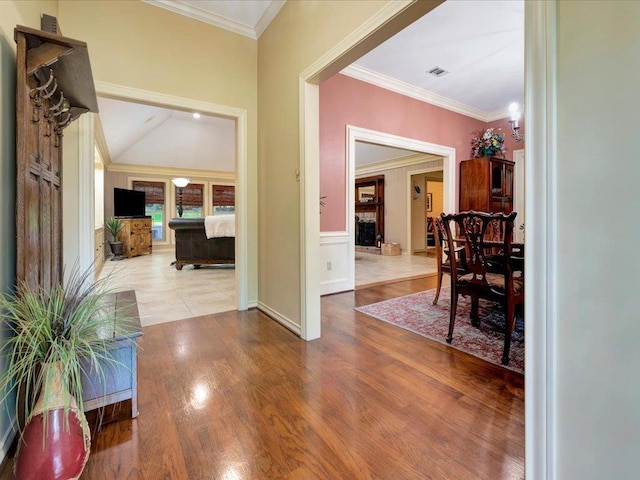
[0,277,524,479]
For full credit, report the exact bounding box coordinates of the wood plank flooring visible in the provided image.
[0,277,524,479]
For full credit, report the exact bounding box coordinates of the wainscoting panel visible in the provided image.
[320,232,353,295]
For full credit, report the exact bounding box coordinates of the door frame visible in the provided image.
[347,126,455,288]
[513,148,525,243]
[300,1,558,477]
[92,81,249,311]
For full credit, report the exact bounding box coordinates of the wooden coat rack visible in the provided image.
[14,24,98,290]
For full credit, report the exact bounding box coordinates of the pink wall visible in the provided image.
[319,73,525,232]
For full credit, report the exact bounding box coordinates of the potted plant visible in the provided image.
[0,265,135,479]
[105,216,124,260]
[469,127,507,159]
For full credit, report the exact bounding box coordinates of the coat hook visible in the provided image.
[52,95,70,117]
[57,112,72,129]
[41,78,58,99]
[49,92,65,113]
[33,69,55,93]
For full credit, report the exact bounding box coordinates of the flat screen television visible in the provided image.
[114,188,146,218]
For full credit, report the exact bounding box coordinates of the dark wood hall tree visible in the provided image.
[14,24,98,290]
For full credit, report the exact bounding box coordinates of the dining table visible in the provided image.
[451,238,524,272]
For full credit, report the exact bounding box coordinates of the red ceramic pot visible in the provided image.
[14,363,90,480]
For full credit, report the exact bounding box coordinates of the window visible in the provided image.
[212,184,235,215]
[177,183,204,218]
[132,181,165,241]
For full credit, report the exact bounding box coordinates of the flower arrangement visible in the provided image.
[470,127,506,158]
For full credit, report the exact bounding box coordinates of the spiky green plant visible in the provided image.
[104,216,124,241]
[0,264,135,441]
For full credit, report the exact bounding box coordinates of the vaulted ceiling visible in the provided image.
[99,0,523,172]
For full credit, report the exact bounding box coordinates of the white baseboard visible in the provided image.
[246,300,258,309]
[257,302,301,336]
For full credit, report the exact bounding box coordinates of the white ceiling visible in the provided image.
[98,97,236,171]
[351,0,524,116]
[143,0,286,39]
[100,0,523,171]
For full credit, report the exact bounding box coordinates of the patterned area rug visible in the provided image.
[355,287,524,374]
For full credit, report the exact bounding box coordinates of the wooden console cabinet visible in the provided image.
[459,156,514,213]
[117,217,152,258]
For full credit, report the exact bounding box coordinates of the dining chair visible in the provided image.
[440,210,524,366]
[431,217,467,305]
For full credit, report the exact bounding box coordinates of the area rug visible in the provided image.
[355,287,524,373]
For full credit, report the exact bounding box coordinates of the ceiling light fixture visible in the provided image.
[193,112,201,119]
[508,102,524,142]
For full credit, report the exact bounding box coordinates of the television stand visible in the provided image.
[116,217,152,258]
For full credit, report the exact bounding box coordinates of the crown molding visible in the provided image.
[107,162,235,180]
[144,0,258,39]
[355,152,441,176]
[255,1,286,38]
[485,106,512,122]
[342,64,514,123]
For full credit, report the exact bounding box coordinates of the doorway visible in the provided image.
[409,168,443,257]
[91,82,249,312]
[302,2,553,476]
[347,126,455,290]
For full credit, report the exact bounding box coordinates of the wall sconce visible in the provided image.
[508,102,524,142]
[172,177,190,217]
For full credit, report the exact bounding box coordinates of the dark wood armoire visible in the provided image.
[459,156,515,214]
[15,24,98,290]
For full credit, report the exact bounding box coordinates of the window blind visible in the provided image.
[132,181,164,204]
[178,183,204,207]
[212,185,235,207]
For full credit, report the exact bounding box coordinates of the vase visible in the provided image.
[109,241,125,261]
[14,362,91,480]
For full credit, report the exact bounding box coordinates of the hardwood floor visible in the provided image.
[0,277,524,479]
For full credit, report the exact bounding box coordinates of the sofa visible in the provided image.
[168,217,235,270]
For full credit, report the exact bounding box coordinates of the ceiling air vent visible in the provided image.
[427,66,449,78]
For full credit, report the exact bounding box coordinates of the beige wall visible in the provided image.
[58,0,258,304]
[0,0,58,462]
[258,1,390,325]
[257,0,440,326]
[555,1,640,477]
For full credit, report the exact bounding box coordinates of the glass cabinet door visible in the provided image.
[491,161,503,195]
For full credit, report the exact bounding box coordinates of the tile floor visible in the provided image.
[355,251,437,288]
[98,247,437,326]
[98,247,236,327]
